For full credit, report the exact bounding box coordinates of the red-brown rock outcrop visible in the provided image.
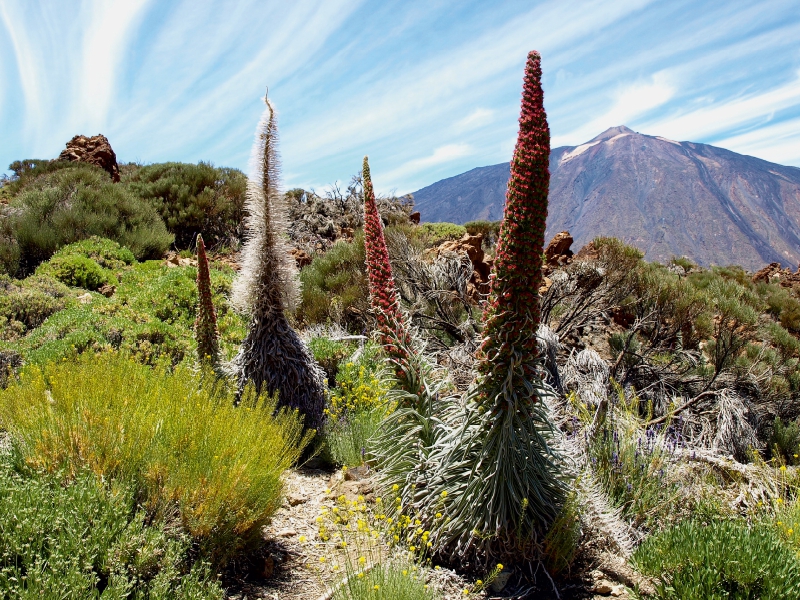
[58,134,120,182]
[430,233,491,302]
[752,262,800,289]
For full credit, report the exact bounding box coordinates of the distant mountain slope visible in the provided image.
[411,126,800,269]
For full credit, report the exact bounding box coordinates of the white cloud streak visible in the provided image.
[77,0,151,131]
[552,72,675,146]
[636,71,800,144]
[380,143,474,188]
[1,0,799,193]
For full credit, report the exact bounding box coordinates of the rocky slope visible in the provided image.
[411,126,800,269]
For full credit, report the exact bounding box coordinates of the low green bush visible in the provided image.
[332,559,440,600]
[323,343,389,467]
[0,215,19,275]
[632,518,800,599]
[389,222,466,251]
[0,459,222,598]
[10,298,191,367]
[124,162,247,248]
[328,343,387,419]
[37,254,109,290]
[309,336,357,384]
[324,406,387,468]
[299,234,369,332]
[542,491,581,576]
[9,163,172,273]
[0,353,310,567]
[122,263,198,327]
[418,222,466,243]
[670,256,696,271]
[0,274,72,339]
[49,236,136,270]
[587,388,680,528]
[7,260,244,367]
[769,416,800,465]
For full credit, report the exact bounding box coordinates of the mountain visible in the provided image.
[411,126,800,269]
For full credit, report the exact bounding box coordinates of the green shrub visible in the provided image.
[418,222,466,243]
[769,416,800,465]
[0,274,72,338]
[390,222,466,251]
[632,518,800,599]
[670,256,696,271]
[8,261,244,367]
[49,236,136,270]
[324,406,386,468]
[542,492,581,576]
[0,215,19,275]
[773,497,800,552]
[124,162,247,248]
[13,301,192,366]
[328,343,388,420]
[299,234,369,332]
[122,264,198,327]
[37,254,109,290]
[0,353,310,567]
[463,219,500,239]
[762,284,800,333]
[332,559,441,600]
[323,343,389,467]
[587,387,681,528]
[0,460,222,598]
[9,163,172,272]
[309,335,357,384]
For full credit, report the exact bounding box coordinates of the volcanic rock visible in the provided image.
[574,240,601,263]
[58,134,120,182]
[545,231,573,261]
[289,247,313,268]
[544,230,574,273]
[752,262,800,289]
[430,233,491,302]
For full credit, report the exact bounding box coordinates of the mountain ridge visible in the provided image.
[411,127,800,270]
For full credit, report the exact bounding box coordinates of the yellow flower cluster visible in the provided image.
[326,362,390,421]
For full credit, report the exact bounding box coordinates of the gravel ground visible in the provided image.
[222,464,637,600]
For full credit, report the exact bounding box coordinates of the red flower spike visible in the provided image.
[195,234,220,367]
[477,51,549,398]
[362,156,418,395]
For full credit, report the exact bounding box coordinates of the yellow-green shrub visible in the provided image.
[0,353,310,566]
[328,345,388,421]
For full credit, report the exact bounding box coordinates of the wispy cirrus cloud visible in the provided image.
[455,109,495,132]
[1,0,798,195]
[379,143,474,190]
[636,70,800,144]
[552,73,675,147]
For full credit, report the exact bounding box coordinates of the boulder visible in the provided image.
[574,240,601,262]
[58,134,120,182]
[752,262,800,289]
[544,231,574,266]
[289,247,313,268]
[438,233,485,264]
[430,233,490,302]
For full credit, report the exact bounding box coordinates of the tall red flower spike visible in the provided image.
[195,234,220,366]
[362,156,418,394]
[478,51,550,397]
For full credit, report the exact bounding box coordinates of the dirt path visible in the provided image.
[224,464,637,600]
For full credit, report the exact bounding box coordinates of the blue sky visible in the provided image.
[1,0,799,195]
